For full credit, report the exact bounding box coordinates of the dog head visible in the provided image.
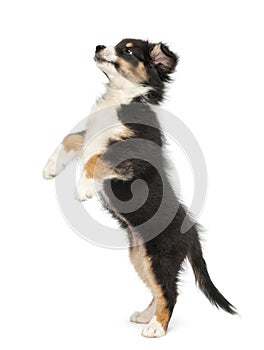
[94,39,178,101]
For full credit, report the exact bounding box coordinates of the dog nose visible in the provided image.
[96,45,106,53]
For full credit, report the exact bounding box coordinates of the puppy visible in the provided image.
[43,39,236,337]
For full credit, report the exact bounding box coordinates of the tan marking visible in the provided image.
[135,62,147,82]
[129,231,170,331]
[130,246,151,288]
[129,229,151,288]
[83,127,134,182]
[117,58,134,80]
[62,133,84,152]
[117,58,147,83]
[126,42,133,48]
[142,253,170,331]
[84,153,113,180]
[155,301,170,331]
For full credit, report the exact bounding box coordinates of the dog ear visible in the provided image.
[150,43,178,75]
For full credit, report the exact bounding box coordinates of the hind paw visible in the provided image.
[141,316,166,338]
[130,310,153,324]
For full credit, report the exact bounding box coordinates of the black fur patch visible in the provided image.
[99,39,237,330]
[115,39,179,104]
[101,101,236,324]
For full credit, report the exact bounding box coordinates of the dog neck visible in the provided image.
[92,77,150,112]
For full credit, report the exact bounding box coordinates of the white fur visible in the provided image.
[43,145,78,179]
[130,302,156,324]
[82,106,127,164]
[141,316,166,338]
[92,82,150,112]
[93,45,149,112]
[99,46,117,64]
[76,175,102,201]
[79,46,150,197]
[44,44,150,203]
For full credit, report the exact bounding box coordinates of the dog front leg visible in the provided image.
[43,131,85,179]
[76,152,114,201]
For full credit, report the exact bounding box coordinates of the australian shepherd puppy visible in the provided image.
[43,39,236,337]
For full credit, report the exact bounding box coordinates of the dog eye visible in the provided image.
[124,49,133,55]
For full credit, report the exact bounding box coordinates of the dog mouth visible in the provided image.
[94,55,114,65]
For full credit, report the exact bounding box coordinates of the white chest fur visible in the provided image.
[82,105,125,163]
[82,82,149,163]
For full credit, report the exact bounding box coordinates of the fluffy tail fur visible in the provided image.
[188,237,237,315]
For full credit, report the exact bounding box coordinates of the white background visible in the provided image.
[0,0,263,349]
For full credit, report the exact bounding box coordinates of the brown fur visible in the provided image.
[129,245,151,288]
[84,153,113,180]
[117,58,147,83]
[129,231,170,331]
[143,255,170,330]
[62,133,84,152]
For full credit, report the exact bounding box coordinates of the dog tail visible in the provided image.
[188,236,237,315]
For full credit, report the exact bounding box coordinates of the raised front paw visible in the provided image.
[75,177,97,201]
[43,158,59,180]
